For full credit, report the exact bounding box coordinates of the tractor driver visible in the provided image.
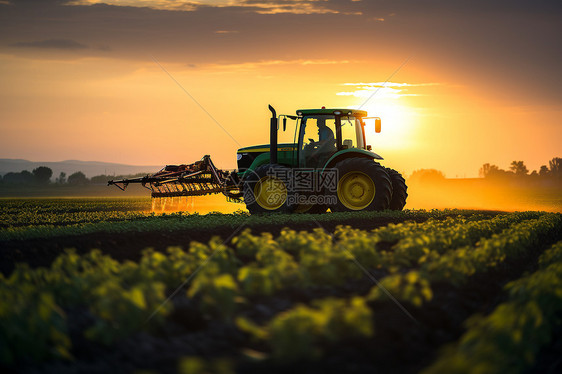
[312,118,336,165]
[317,118,334,143]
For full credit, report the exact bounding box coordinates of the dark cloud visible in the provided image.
[10,38,88,50]
[346,0,559,13]
[95,44,111,51]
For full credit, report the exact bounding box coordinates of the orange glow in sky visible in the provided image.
[0,1,560,178]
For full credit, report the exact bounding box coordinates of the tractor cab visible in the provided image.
[295,108,370,168]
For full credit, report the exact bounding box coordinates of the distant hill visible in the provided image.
[0,159,162,180]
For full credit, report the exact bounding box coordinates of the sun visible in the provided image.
[361,101,418,149]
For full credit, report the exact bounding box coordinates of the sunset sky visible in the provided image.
[1,0,560,177]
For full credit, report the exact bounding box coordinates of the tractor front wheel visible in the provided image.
[330,158,392,212]
[243,164,294,214]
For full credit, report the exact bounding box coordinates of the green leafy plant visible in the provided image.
[368,270,432,307]
[423,240,562,374]
[0,287,71,364]
[187,263,243,321]
[237,297,373,361]
[85,280,169,345]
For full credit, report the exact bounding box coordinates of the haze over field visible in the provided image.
[0,158,160,178]
[1,0,561,177]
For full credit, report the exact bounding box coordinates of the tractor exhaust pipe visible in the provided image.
[269,104,278,165]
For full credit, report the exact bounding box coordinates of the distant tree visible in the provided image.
[2,170,34,184]
[549,157,561,177]
[32,166,53,184]
[90,174,111,184]
[539,165,550,177]
[22,170,34,184]
[21,170,34,184]
[510,161,528,176]
[67,171,88,185]
[409,169,446,183]
[2,172,16,184]
[480,163,500,178]
[56,172,67,184]
[479,163,511,178]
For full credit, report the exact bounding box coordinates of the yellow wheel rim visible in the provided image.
[337,171,375,210]
[254,176,287,210]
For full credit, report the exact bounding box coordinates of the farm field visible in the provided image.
[1,198,562,373]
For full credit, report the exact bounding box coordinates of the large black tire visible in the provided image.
[385,168,408,210]
[330,158,392,212]
[243,164,294,214]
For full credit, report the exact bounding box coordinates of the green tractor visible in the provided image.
[108,105,408,214]
[238,105,407,214]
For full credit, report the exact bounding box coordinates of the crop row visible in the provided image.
[0,199,489,241]
[368,212,561,306]
[234,211,544,295]
[0,198,496,217]
[0,198,153,229]
[0,210,151,229]
[0,198,151,215]
[337,210,543,270]
[2,212,559,366]
[423,240,562,374]
[0,198,152,230]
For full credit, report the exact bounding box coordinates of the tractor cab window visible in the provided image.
[299,115,337,167]
[340,116,364,149]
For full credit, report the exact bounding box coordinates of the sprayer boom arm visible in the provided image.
[108,155,241,199]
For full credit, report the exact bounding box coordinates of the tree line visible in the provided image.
[407,157,560,183]
[2,157,560,186]
[0,167,145,186]
[479,157,561,179]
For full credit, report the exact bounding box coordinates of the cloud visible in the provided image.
[203,58,353,71]
[342,82,441,88]
[237,1,340,15]
[67,0,199,11]
[10,38,88,50]
[337,82,441,100]
[66,0,343,15]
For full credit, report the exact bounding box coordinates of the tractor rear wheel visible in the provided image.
[330,158,392,212]
[243,164,294,214]
[385,168,408,210]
